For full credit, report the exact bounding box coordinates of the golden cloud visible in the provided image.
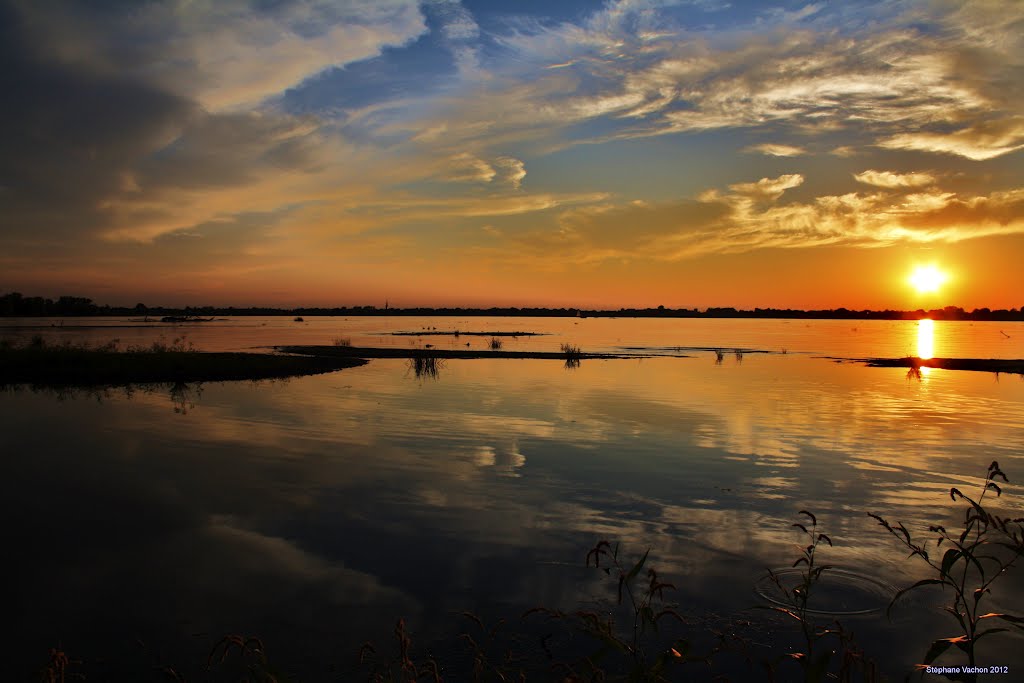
[878,118,1024,161]
[728,174,805,200]
[744,143,807,157]
[853,170,937,188]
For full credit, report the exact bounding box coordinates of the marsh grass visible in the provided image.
[354,542,716,682]
[869,462,1024,679]
[4,334,192,356]
[518,541,722,682]
[560,343,582,369]
[41,646,78,683]
[169,381,203,414]
[206,634,287,682]
[714,349,725,364]
[333,336,352,347]
[757,512,876,682]
[488,337,503,350]
[764,513,833,651]
[407,355,444,378]
[145,335,197,353]
[357,619,442,683]
[456,612,534,681]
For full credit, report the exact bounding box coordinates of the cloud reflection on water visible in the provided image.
[4,349,1024,677]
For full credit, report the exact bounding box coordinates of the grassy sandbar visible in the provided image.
[277,344,635,361]
[390,330,544,336]
[0,341,366,387]
[854,356,1024,375]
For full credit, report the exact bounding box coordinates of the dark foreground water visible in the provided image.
[3,317,1024,680]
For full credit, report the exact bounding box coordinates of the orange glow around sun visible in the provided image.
[908,264,947,294]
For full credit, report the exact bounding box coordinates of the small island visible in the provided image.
[858,356,1024,375]
[275,344,624,361]
[0,338,366,388]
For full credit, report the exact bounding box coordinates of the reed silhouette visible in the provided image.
[560,343,582,369]
[407,355,443,378]
[869,462,1024,680]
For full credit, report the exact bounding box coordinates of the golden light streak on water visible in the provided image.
[917,318,934,360]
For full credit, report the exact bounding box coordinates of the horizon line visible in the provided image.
[1,293,1022,321]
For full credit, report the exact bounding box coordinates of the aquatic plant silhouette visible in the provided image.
[207,634,286,682]
[522,540,714,681]
[41,645,78,683]
[758,512,876,682]
[869,461,1024,680]
[457,612,530,682]
[489,337,503,350]
[560,343,582,369]
[357,619,442,683]
[170,381,202,414]
[407,355,443,379]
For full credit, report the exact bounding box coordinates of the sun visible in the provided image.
[909,265,947,294]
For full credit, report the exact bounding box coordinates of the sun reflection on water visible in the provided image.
[917,319,934,360]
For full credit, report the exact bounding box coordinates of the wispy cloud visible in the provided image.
[830,146,857,157]
[478,175,1024,268]
[426,0,483,77]
[877,118,1024,161]
[728,174,804,200]
[744,143,807,157]
[443,154,527,189]
[410,0,1023,162]
[446,153,500,183]
[678,182,1024,255]
[494,157,527,190]
[853,170,936,189]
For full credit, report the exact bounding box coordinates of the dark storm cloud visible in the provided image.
[137,112,325,191]
[0,1,362,246]
[0,1,194,239]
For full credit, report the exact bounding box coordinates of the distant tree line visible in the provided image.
[1,292,1022,321]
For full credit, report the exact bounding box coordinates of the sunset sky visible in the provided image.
[1,0,1022,309]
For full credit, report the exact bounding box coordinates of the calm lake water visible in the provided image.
[4,317,1024,680]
